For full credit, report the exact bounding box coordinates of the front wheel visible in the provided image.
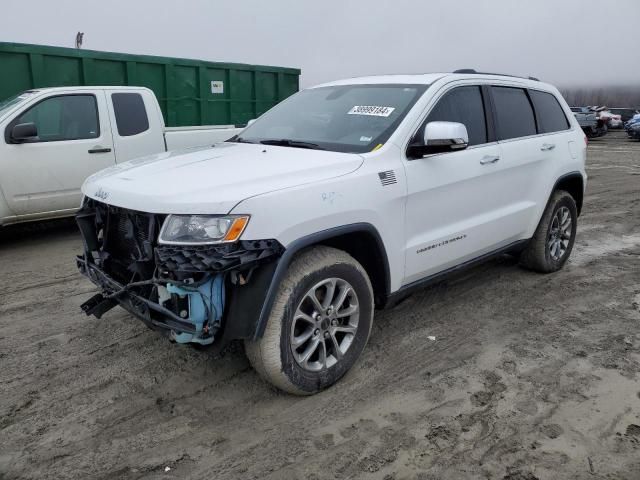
[519,190,578,273]
[245,246,374,395]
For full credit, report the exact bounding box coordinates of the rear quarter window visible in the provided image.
[492,87,537,140]
[530,90,570,133]
[112,93,149,137]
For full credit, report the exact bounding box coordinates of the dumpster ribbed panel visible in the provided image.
[0,42,300,127]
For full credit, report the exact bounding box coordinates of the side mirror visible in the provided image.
[407,121,469,159]
[246,119,256,127]
[11,122,38,143]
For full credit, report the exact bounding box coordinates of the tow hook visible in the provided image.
[80,293,117,319]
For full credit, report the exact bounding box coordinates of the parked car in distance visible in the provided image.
[0,87,241,226]
[625,113,640,137]
[607,114,624,129]
[608,107,640,123]
[571,107,607,138]
[628,119,640,140]
[76,71,587,394]
[597,109,623,129]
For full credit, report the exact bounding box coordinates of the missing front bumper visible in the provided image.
[78,257,200,336]
[76,199,285,345]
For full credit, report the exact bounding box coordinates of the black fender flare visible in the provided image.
[549,171,585,216]
[251,222,391,340]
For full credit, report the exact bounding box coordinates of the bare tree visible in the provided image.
[560,86,640,108]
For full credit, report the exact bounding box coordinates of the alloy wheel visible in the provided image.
[548,206,572,261]
[290,278,360,372]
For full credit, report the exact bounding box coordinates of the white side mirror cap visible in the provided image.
[424,121,469,150]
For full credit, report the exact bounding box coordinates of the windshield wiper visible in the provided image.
[226,136,256,144]
[259,139,324,150]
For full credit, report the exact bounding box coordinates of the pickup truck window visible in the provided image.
[529,90,570,133]
[423,86,487,146]
[111,93,150,137]
[492,87,537,140]
[233,84,428,153]
[14,94,99,142]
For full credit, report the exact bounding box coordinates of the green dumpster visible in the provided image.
[0,42,300,127]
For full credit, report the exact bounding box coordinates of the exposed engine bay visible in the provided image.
[76,198,283,346]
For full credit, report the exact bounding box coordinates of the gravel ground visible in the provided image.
[1,131,639,480]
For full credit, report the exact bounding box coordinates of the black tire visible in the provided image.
[519,190,577,273]
[245,246,374,395]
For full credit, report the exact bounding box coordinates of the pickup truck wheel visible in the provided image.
[244,246,374,395]
[519,190,577,273]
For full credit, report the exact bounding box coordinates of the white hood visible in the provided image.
[82,143,364,214]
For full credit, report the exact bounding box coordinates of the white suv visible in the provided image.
[77,71,587,394]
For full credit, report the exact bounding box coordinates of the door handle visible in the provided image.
[540,143,556,151]
[88,146,112,154]
[480,155,500,165]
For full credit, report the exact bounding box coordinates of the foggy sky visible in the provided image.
[3,0,639,88]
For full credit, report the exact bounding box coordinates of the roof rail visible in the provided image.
[452,69,539,82]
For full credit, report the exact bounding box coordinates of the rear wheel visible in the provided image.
[245,246,374,395]
[519,190,577,273]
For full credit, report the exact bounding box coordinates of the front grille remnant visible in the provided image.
[156,240,284,274]
[76,199,164,285]
[76,199,285,342]
[77,199,284,283]
[108,211,152,261]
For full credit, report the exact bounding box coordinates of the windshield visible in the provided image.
[231,84,428,153]
[0,91,37,118]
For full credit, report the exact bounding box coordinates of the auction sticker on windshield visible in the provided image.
[348,105,395,117]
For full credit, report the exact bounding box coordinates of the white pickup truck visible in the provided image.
[0,87,241,226]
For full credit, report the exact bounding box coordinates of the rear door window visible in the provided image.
[112,93,149,137]
[492,87,537,140]
[530,90,570,133]
[424,86,487,146]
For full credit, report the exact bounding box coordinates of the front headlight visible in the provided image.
[159,215,250,245]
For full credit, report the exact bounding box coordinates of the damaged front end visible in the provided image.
[76,199,283,347]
